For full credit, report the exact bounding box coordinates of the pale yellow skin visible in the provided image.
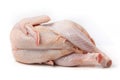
[10,15,112,67]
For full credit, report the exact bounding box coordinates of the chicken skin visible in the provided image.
[10,15,112,67]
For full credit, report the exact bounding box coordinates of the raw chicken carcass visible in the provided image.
[10,15,112,68]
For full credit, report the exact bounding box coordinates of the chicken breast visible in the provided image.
[10,15,112,67]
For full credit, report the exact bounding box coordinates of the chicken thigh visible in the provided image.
[10,15,112,68]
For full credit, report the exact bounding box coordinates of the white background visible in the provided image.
[0,0,120,80]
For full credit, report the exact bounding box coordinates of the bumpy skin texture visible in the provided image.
[10,15,112,68]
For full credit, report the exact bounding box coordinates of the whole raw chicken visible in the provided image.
[10,15,112,68]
